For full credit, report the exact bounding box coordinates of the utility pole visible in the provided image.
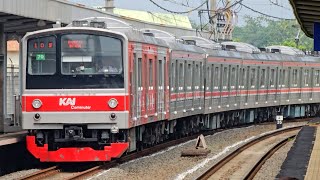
[210,0,217,40]
[105,0,115,13]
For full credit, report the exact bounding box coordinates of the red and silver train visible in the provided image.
[21,17,320,162]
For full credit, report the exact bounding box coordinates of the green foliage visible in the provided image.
[233,16,313,50]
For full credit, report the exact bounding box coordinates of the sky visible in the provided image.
[68,0,296,26]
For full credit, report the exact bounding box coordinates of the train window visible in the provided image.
[316,70,320,86]
[223,66,228,88]
[132,54,137,90]
[206,66,211,91]
[211,65,214,90]
[231,67,236,89]
[159,59,163,86]
[260,69,266,87]
[270,69,275,87]
[61,34,122,75]
[27,36,56,75]
[304,69,309,86]
[138,58,142,88]
[200,62,203,89]
[149,59,153,86]
[280,69,286,87]
[241,68,246,88]
[186,63,192,89]
[170,62,175,91]
[195,63,200,88]
[293,69,298,86]
[214,66,220,89]
[179,62,184,89]
[250,68,256,88]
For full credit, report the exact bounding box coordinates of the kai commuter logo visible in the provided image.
[59,98,76,106]
[59,97,91,110]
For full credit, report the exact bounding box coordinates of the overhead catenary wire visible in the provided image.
[149,0,208,14]
[240,2,295,20]
[162,0,195,8]
[268,0,291,10]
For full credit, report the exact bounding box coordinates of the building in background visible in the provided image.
[7,40,19,67]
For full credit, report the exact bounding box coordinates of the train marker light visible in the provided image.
[36,53,45,61]
[32,99,42,109]
[108,98,118,108]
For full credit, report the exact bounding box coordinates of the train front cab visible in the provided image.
[21,28,130,162]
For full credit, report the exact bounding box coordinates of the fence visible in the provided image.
[6,65,19,126]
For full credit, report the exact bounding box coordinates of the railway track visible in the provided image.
[18,166,60,180]
[196,126,301,180]
[19,120,307,180]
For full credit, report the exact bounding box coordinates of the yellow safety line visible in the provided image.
[305,127,320,180]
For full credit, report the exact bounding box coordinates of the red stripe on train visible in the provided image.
[22,95,129,112]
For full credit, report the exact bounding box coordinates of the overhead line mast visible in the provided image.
[105,0,115,13]
[209,0,235,41]
[210,0,218,40]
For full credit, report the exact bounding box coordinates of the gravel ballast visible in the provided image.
[88,122,306,180]
[0,169,39,180]
[253,139,295,180]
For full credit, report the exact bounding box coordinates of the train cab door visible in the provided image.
[130,52,137,124]
[130,51,143,124]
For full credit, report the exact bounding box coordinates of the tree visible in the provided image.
[233,16,313,50]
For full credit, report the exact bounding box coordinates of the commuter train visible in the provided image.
[21,17,320,162]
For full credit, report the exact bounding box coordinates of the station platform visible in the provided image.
[305,124,320,180]
[0,131,26,146]
[277,119,320,180]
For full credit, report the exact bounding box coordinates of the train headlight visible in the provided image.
[32,99,42,109]
[108,98,118,109]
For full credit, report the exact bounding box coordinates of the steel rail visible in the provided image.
[18,166,60,180]
[244,134,296,180]
[196,126,302,180]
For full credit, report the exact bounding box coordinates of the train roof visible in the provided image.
[66,17,320,63]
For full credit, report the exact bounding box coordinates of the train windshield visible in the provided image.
[26,33,124,89]
[61,34,122,75]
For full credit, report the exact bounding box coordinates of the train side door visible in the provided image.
[137,57,143,122]
[170,60,177,116]
[193,61,201,110]
[185,61,193,113]
[147,56,156,121]
[177,60,185,114]
[157,57,165,120]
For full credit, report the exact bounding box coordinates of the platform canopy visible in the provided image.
[0,0,209,40]
[289,0,320,38]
